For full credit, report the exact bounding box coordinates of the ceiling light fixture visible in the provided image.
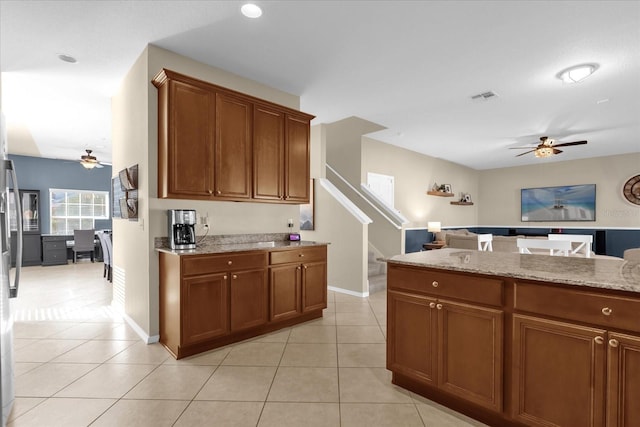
[57,53,77,64]
[534,147,554,158]
[557,63,598,84]
[241,3,262,18]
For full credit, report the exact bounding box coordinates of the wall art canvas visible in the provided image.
[521,184,596,222]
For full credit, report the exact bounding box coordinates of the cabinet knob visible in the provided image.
[432,281,439,288]
[232,274,237,279]
[216,190,221,195]
[429,302,436,309]
[436,303,443,310]
[609,339,619,348]
[299,253,304,257]
[594,336,604,345]
[208,190,213,194]
[228,260,233,265]
[223,275,228,280]
[303,265,308,270]
[297,266,301,270]
[601,307,612,316]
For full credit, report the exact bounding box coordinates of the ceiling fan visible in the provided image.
[79,149,104,169]
[511,136,588,158]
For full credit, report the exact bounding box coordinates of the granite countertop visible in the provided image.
[155,232,328,256]
[388,248,640,294]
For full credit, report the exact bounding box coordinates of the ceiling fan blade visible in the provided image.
[552,140,588,148]
[509,146,538,149]
[515,150,536,157]
[553,148,563,154]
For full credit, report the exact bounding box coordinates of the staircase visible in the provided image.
[368,249,387,294]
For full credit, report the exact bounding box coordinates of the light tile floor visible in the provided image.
[8,262,487,426]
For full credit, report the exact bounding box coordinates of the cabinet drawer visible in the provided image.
[183,252,266,276]
[514,281,640,333]
[269,246,326,265]
[388,265,503,307]
[44,241,67,251]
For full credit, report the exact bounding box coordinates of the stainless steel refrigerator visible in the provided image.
[0,112,22,426]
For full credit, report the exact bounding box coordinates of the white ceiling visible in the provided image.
[1,0,639,170]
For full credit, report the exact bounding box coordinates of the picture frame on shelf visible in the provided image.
[464,194,472,203]
[443,184,452,194]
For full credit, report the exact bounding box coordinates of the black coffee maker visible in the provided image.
[168,209,196,250]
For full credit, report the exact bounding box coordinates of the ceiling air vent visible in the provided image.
[471,91,498,101]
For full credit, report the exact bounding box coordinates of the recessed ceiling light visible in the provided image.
[57,53,77,64]
[241,3,262,18]
[557,63,598,84]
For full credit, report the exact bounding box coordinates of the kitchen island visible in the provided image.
[386,249,639,427]
[157,234,328,359]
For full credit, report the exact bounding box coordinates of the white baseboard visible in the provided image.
[328,285,369,298]
[120,311,160,344]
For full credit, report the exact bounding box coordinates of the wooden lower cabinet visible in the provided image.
[183,273,229,346]
[160,245,327,359]
[607,333,640,427]
[387,289,503,412]
[512,314,606,427]
[269,246,327,322]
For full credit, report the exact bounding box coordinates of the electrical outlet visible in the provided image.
[287,218,294,228]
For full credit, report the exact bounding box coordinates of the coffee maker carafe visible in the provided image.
[168,209,197,250]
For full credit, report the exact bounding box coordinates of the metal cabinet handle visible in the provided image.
[429,302,436,308]
[594,336,604,345]
[609,339,619,348]
[432,281,439,288]
[436,303,443,310]
[601,307,612,316]
[228,260,233,265]
[232,274,237,279]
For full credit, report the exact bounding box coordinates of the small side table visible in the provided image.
[423,242,445,250]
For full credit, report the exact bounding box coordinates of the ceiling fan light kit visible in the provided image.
[512,136,588,158]
[557,63,598,84]
[80,149,99,169]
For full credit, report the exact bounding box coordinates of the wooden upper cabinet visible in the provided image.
[285,114,311,203]
[253,104,285,201]
[153,69,314,203]
[214,93,252,199]
[158,78,214,198]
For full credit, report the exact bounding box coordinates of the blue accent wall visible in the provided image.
[405,226,640,258]
[8,155,113,234]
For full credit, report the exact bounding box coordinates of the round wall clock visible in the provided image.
[622,174,640,206]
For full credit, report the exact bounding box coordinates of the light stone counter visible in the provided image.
[155,232,327,256]
[388,248,640,294]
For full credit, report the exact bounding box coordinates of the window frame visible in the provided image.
[49,188,110,235]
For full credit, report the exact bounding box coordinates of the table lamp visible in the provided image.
[428,221,442,243]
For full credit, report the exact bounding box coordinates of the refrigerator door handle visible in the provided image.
[6,160,22,298]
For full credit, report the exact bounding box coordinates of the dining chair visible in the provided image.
[72,229,96,263]
[548,234,593,257]
[517,238,572,256]
[97,231,112,280]
[477,234,493,252]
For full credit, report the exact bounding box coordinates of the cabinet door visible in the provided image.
[269,264,301,322]
[387,290,437,385]
[607,332,640,427]
[437,300,503,412]
[166,80,214,197]
[182,273,229,345]
[284,114,310,203]
[214,93,252,199]
[301,261,327,312]
[512,314,606,427]
[253,105,284,201]
[230,269,268,331]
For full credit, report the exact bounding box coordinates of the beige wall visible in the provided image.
[112,45,308,338]
[361,137,480,229]
[478,153,640,228]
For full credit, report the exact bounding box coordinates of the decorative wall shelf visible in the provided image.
[427,191,454,197]
[450,201,474,206]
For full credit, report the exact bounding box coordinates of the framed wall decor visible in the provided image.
[521,184,596,222]
[443,184,452,193]
[300,179,315,230]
